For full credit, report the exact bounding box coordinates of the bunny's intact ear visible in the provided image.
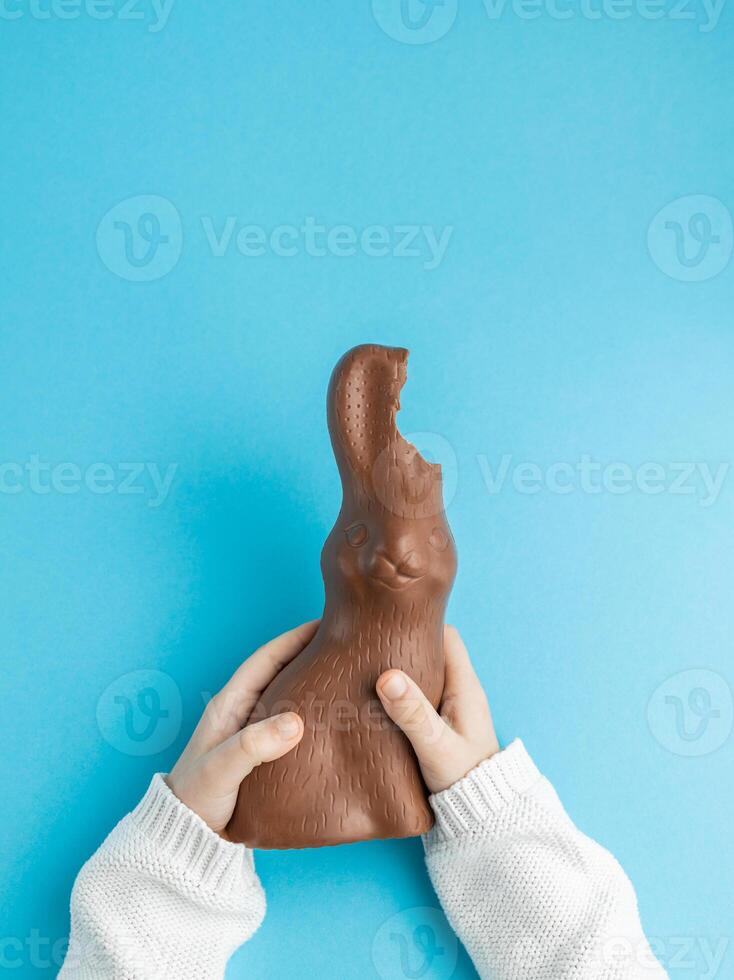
[327,344,444,519]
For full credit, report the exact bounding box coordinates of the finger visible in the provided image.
[441,625,493,735]
[197,712,304,797]
[441,625,485,701]
[376,669,458,764]
[229,619,320,703]
[194,620,319,751]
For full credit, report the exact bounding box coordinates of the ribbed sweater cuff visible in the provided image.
[425,739,541,843]
[130,774,257,902]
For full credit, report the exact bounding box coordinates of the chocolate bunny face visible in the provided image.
[323,507,456,604]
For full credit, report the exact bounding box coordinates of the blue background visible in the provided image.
[1,2,732,977]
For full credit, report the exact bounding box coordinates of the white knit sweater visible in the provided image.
[60,740,666,979]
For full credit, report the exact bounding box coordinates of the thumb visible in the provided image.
[377,670,456,766]
[199,712,304,797]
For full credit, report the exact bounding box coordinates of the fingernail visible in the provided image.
[275,713,301,738]
[380,672,407,700]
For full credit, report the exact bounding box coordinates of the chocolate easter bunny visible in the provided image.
[227,345,457,847]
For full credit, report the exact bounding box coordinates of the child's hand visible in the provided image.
[167,620,318,836]
[376,626,500,794]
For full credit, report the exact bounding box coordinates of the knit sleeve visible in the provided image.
[59,774,265,979]
[423,740,668,980]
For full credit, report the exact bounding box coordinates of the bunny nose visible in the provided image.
[371,549,426,583]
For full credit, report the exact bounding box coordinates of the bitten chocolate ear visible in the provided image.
[227,345,457,849]
[327,345,444,520]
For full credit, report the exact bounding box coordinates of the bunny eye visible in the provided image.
[428,527,449,551]
[345,523,368,548]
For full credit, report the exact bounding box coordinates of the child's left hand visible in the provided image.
[167,620,318,836]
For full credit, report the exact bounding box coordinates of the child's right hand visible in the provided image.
[376,626,500,794]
